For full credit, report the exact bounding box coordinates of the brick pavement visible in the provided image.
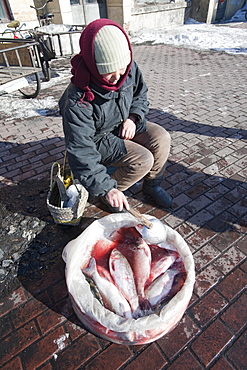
[0,44,246,369]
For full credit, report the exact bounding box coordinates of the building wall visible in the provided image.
[46,0,74,24]
[0,0,188,34]
[7,0,37,22]
[0,0,39,32]
[107,0,188,32]
[130,0,188,32]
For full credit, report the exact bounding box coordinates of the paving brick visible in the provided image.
[187,209,215,228]
[183,153,205,165]
[226,330,246,370]
[206,197,233,216]
[20,326,70,370]
[186,228,216,250]
[220,163,242,177]
[48,280,69,304]
[188,161,207,173]
[211,230,243,252]
[167,349,203,369]
[13,170,39,182]
[175,222,194,239]
[0,320,40,367]
[222,178,241,190]
[166,171,189,186]
[204,184,230,201]
[189,289,228,327]
[50,296,74,322]
[236,236,247,254]
[50,332,101,370]
[157,314,200,359]
[228,198,247,218]
[164,214,184,229]
[225,186,246,203]
[174,208,196,230]
[210,357,235,370]
[201,154,221,166]
[10,298,47,329]
[1,356,23,370]
[194,265,222,297]
[213,246,246,275]
[220,292,247,333]
[206,212,236,233]
[36,308,67,335]
[191,320,233,367]
[38,362,53,370]
[30,289,53,310]
[0,313,13,340]
[217,156,238,170]
[123,343,167,370]
[216,268,247,300]
[3,168,20,179]
[7,160,29,172]
[172,193,191,209]
[185,173,208,187]
[185,183,211,199]
[240,259,247,273]
[0,287,28,317]
[63,317,87,341]
[21,266,64,296]
[193,243,220,271]
[88,345,136,369]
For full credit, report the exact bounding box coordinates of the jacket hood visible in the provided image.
[71,18,133,102]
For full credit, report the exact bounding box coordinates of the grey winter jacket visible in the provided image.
[59,61,149,197]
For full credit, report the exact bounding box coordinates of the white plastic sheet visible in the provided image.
[63,214,195,345]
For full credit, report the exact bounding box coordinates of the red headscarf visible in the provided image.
[71,18,133,102]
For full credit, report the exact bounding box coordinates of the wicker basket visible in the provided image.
[47,162,88,226]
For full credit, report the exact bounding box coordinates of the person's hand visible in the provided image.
[105,188,129,211]
[119,118,136,140]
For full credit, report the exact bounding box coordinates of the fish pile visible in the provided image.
[82,226,186,319]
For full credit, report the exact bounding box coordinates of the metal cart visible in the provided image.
[0,40,42,98]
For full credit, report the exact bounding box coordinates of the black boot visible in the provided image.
[142,177,172,208]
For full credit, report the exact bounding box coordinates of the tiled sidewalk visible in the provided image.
[0,44,246,369]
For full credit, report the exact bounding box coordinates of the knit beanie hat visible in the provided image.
[70,18,133,102]
[94,25,131,74]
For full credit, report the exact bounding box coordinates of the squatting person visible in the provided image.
[59,18,172,212]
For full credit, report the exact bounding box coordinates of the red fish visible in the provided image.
[83,258,132,318]
[111,227,153,314]
[115,228,151,298]
[148,247,179,283]
[109,248,139,314]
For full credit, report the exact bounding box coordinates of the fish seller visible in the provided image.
[59,18,172,212]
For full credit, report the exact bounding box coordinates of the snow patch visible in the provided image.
[130,19,247,55]
[53,333,69,360]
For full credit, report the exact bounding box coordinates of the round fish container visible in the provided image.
[63,214,195,345]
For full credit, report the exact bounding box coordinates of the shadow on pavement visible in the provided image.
[148,109,247,139]
[0,111,246,313]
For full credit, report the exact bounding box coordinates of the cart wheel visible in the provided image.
[41,59,51,81]
[19,72,41,98]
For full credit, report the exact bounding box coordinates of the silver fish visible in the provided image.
[109,248,139,314]
[148,252,178,284]
[145,268,178,307]
[83,258,132,319]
